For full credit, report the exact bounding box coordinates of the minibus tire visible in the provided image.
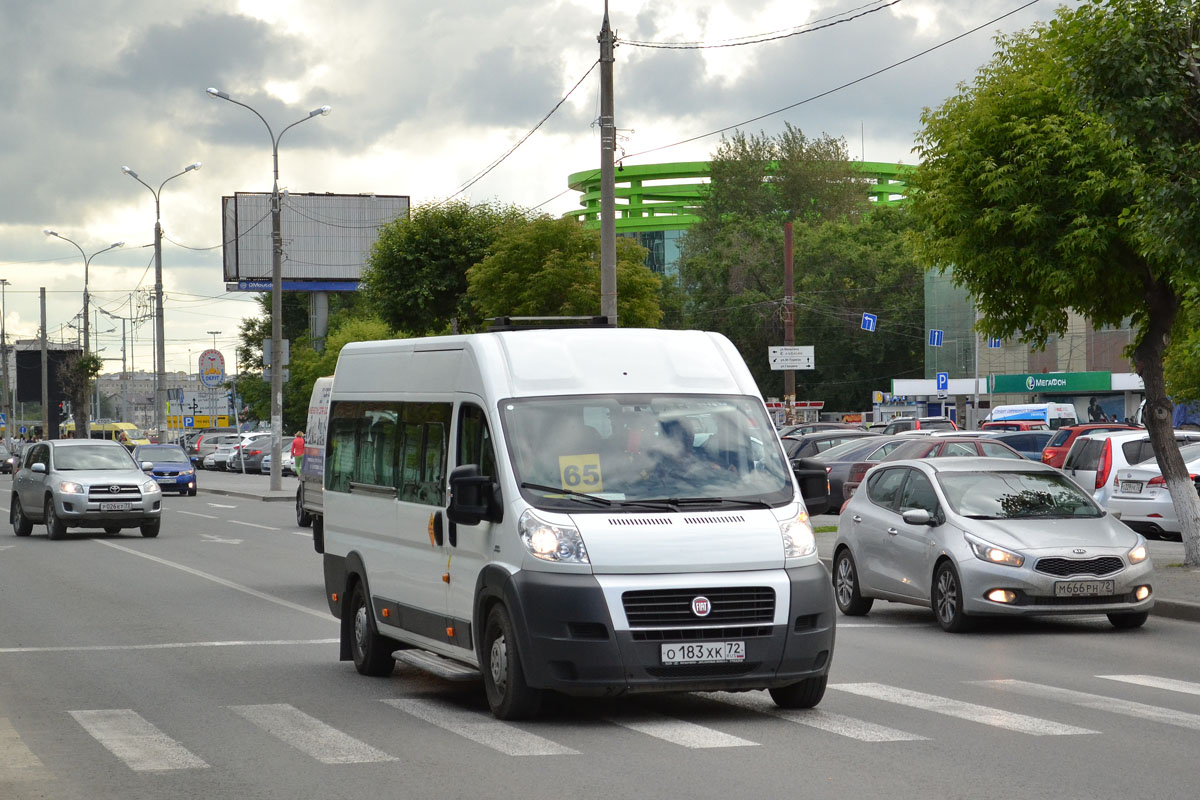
[349,582,395,677]
[482,605,543,720]
[296,487,313,527]
[769,674,827,709]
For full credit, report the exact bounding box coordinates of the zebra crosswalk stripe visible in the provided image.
[712,693,928,742]
[68,709,209,771]
[1097,674,1200,697]
[831,682,1098,736]
[976,679,1200,731]
[382,698,577,756]
[230,704,398,764]
[605,710,757,748]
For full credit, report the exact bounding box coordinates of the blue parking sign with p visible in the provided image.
[936,372,949,392]
[861,313,877,332]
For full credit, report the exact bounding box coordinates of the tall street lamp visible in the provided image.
[206,86,331,491]
[43,231,124,438]
[206,330,221,351]
[0,278,10,450]
[121,161,201,446]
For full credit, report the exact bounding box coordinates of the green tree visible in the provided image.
[467,216,662,327]
[59,352,103,437]
[362,200,530,335]
[909,0,1200,564]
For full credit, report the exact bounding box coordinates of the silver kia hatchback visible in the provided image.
[833,457,1154,631]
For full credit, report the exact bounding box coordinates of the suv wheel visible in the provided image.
[45,498,66,540]
[12,496,32,536]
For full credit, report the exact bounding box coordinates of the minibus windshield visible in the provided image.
[500,394,794,509]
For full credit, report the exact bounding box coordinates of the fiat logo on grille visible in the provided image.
[691,596,711,617]
[109,485,122,494]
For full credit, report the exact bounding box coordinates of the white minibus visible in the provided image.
[322,327,834,719]
[985,402,1078,430]
[297,376,332,551]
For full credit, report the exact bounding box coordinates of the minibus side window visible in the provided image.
[326,402,359,493]
[457,404,497,478]
[397,403,452,505]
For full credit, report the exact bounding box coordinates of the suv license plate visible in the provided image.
[99,502,131,512]
[1054,580,1114,598]
[661,641,745,665]
[1119,481,1143,493]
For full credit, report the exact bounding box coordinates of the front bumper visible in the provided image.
[151,472,195,491]
[959,556,1155,617]
[54,493,161,525]
[502,564,835,697]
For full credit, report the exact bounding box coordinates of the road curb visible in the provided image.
[1151,599,1200,623]
[202,488,293,503]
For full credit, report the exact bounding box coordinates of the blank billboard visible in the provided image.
[222,192,409,285]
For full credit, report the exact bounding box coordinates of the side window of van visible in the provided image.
[327,401,450,503]
[399,403,451,506]
[457,405,497,478]
[326,402,359,493]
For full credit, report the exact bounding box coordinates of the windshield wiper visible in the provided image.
[634,497,774,511]
[520,482,613,507]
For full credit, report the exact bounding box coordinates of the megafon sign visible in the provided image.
[992,372,1111,394]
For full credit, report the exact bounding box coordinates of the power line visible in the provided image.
[622,1,903,50]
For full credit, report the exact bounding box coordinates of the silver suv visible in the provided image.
[10,439,163,539]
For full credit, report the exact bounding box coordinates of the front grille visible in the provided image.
[154,470,180,477]
[86,484,141,501]
[622,587,774,628]
[631,625,772,641]
[1035,557,1124,577]
[646,663,758,678]
[1015,591,1136,607]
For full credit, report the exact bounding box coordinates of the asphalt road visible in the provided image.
[2,476,1199,800]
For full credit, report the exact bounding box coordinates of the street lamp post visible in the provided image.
[43,231,124,438]
[0,278,10,450]
[121,161,200,447]
[206,87,330,491]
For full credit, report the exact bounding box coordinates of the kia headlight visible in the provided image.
[1127,543,1148,564]
[965,532,1024,567]
[57,481,84,494]
[518,509,589,564]
[780,510,816,559]
[141,480,161,494]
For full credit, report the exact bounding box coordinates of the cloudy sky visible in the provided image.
[0,0,1071,376]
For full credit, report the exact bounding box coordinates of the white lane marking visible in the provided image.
[0,717,47,779]
[290,531,312,537]
[0,639,337,655]
[713,693,927,742]
[69,709,209,771]
[831,683,1097,736]
[230,704,397,764]
[206,503,237,508]
[1098,675,1200,697]
[199,533,243,544]
[383,698,577,756]
[93,540,331,621]
[977,679,1200,731]
[607,710,757,748]
[230,520,279,531]
[0,545,14,551]
[175,510,218,520]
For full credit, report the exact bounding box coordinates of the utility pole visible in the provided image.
[0,278,10,450]
[783,223,795,423]
[599,1,618,326]
[40,288,48,439]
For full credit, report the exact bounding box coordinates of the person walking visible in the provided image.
[290,430,306,473]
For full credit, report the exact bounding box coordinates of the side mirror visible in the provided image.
[141,461,154,472]
[447,464,502,526]
[31,462,46,474]
[901,508,933,526]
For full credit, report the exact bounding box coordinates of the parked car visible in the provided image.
[1106,440,1200,541]
[259,451,296,476]
[979,420,1049,431]
[810,435,909,504]
[776,422,857,438]
[0,443,12,474]
[973,430,1055,460]
[1040,423,1139,469]
[780,430,879,460]
[879,436,1024,463]
[1061,429,1200,505]
[880,416,958,435]
[10,439,163,539]
[132,443,197,496]
[192,432,241,468]
[833,458,1154,631]
[222,432,271,472]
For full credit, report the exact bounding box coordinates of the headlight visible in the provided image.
[965,532,1024,567]
[57,481,84,494]
[780,510,816,559]
[1127,543,1148,564]
[518,509,589,564]
[183,468,195,476]
[141,480,161,494]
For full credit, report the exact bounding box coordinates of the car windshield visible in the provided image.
[501,394,793,509]
[936,470,1102,519]
[54,445,136,471]
[135,445,188,462]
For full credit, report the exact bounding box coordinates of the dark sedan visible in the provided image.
[973,430,1055,460]
[810,435,909,505]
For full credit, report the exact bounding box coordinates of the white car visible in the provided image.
[1107,441,1200,541]
[259,451,295,476]
[216,432,270,471]
[1061,429,1200,505]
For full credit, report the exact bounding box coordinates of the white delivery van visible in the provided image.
[322,327,834,719]
[985,402,1078,430]
[297,376,332,552]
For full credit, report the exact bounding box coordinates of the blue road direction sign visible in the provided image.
[861,313,878,332]
[929,329,945,347]
[988,337,1002,348]
[19,426,27,435]
[936,372,949,392]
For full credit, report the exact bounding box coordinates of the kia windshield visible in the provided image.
[500,395,794,510]
[936,470,1102,519]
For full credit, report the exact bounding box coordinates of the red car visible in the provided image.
[1040,423,1139,469]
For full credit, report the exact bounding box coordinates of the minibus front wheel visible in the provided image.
[349,581,396,677]
[481,605,543,720]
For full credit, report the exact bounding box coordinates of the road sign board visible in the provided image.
[19,425,27,435]
[183,416,195,428]
[988,337,1002,349]
[872,391,884,404]
[199,349,226,389]
[929,329,944,347]
[768,345,815,371]
[936,372,949,392]
[861,313,877,332]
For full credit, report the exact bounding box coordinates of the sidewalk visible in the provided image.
[197,467,297,503]
[811,514,1200,624]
